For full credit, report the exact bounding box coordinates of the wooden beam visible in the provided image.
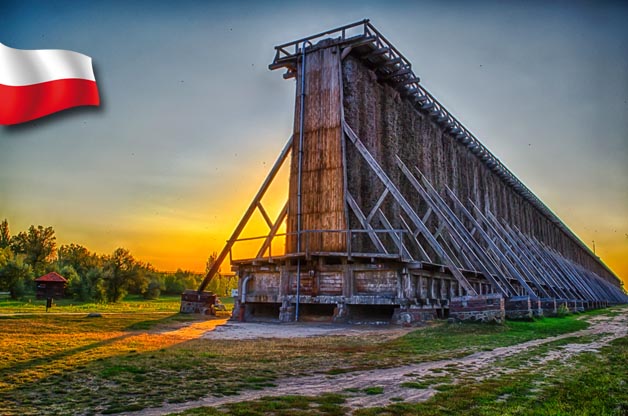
[346,192,388,254]
[366,188,389,224]
[399,159,514,296]
[198,136,293,292]
[344,121,477,296]
[255,202,288,259]
[256,201,274,229]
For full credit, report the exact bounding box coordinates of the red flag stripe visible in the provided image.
[0,79,100,125]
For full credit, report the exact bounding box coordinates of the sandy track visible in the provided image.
[121,309,628,416]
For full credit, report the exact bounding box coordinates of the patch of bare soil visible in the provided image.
[202,321,411,340]
[120,309,628,416]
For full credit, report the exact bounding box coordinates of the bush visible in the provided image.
[143,281,162,300]
[556,303,570,317]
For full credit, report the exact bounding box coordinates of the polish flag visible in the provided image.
[0,43,99,125]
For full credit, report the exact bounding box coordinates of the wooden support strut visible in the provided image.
[343,121,477,296]
[493,215,571,300]
[470,203,551,299]
[477,207,556,299]
[547,249,599,301]
[375,209,414,261]
[444,186,538,299]
[255,202,288,259]
[531,238,593,300]
[512,226,582,300]
[410,163,513,292]
[197,136,293,293]
[346,192,388,254]
[397,160,514,296]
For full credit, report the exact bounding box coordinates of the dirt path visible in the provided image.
[122,309,628,416]
[202,320,411,340]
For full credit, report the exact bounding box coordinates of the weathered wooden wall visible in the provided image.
[286,43,346,253]
[342,55,618,286]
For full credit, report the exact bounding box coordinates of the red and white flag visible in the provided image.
[0,43,100,125]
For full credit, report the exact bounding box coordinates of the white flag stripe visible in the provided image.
[0,43,95,86]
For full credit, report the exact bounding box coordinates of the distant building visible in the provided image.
[35,272,67,299]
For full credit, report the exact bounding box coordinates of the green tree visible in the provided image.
[57,244,101,277]
[164,269,203,294]
[0,248,33,299]
[126,261,154,296]
[59,265,80,298]
[77,267,107,302]
[102,248,142,302]
[204,251,223,294]
[10,225,56,275]
[0,219,10,249]
[143,276,164,300]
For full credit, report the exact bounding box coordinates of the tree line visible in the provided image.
[0,219,236,302]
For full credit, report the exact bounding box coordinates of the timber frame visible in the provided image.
[199,20,626,323]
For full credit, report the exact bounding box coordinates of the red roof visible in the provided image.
[35,272,68,283]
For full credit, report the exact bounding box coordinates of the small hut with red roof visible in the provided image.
[35,272,67,299]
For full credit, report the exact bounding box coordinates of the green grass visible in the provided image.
[363,386,384,395]
[172,393,348,416]
[168,328,628,415]
[353,335,628,416]
[0,305,622,415]
[0,294,182,313]
[0,294,235,314]
[388,314,589,360]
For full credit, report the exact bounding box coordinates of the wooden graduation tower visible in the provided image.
[198,20,626,323]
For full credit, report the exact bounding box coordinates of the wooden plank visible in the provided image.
[346,192,388,254]
[344,121,477,296]
[398,159,514,296]
[443,185,538,299]
[256,202,274,229]
[366,188,389,223]
[198,136,293,292]
[376,209,414,261]
[287,45,346,253]
[255,202,288,259]
[469,202,551,299]
[488,212,566,299]
[399,214,432,262]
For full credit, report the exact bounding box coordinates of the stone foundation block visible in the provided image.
[575,300,585,313]
[505,296,534,320]
[392,307,438,326]
[332,303,349,323]
[540,298,557,317]
[279,301,295,322]
[449,294,504,323]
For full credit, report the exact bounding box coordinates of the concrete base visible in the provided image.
[505,296,536,320]
[179,290,217,314]
[449,294,504,323]
[332,302,349,323]
[575,300,585,313]
[531,298,543,318]
[392,307,438,326]
[279,300,295,322]
[566,300,583,313]
[231,300,243,321]
[540,298,557,317]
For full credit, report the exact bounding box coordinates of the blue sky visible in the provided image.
[0,0,626,282]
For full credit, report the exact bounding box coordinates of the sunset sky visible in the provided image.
[1,1,626,286]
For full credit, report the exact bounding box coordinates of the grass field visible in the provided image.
[171,335,628,416]
[0,294,235,314]
[0,300,625,415]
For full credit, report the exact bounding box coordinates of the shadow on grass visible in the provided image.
[0,314,184,381]
[1,307,622,416]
